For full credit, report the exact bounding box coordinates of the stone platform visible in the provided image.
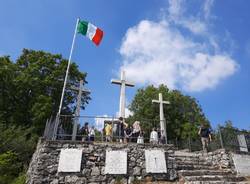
[26,138,177,184]
[26,139,250,184]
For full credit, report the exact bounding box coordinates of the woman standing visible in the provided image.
[132,121,141,142]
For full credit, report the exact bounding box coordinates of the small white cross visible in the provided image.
[152,93,170,141]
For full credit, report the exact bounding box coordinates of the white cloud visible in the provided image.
[168,0,208,35]
[203,0,214,20]
[94,115,110,131]
[168,0,183,19]
[94,109,133,131]
[116,108,134,118]
[118,0,238,92]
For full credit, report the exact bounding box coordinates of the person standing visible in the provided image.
[82,122,89,142]
[118,117,126,143]
[124,125,132,143]
[150,128,158,144]
[132,121,141,142]
[137,130,144,144]
[105,122,112,142]
[89,126,95,142]
[198,124,212,153]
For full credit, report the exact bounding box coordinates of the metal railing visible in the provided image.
[219,126,250,153]
[43,115,250,153]
[44,115,161,143]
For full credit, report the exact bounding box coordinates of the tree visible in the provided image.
[128,85,209,141]
[0,49,91,134]
[0,56,18,125]
[0,49,91,183]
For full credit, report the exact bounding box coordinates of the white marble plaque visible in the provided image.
[58,149,82,172]
[237,134,248,152]
[232,153,250,176]
[145,150,167,173]
[104,150,127,174]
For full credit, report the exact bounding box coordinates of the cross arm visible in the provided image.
[81,88,91,94]
[152,100,170,104]
[125,82,135,87]
[111,79,122,85]
[70,86,91,93]
[152,100,159,103]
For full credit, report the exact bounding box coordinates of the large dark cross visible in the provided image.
[70,80,90,141]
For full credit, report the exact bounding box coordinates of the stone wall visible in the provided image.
[27,138,177,184]
[200,149,232,169]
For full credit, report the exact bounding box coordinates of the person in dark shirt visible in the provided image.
[198,124,212,153]
[81,122,89,142]
[124,125,132,143]
[118,117,126,143]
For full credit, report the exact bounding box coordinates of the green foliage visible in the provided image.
[0,49,90,183]
[0,123,38,166]
[0,151,21,184]
[128,85,209,141]
[0,49,90,133]
[11,173,26,184]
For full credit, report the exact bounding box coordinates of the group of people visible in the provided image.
[104,117,168,145]
[104,117,144,143]
[80,119,212,153]
[80,122,96,142]
[149,128,166,144]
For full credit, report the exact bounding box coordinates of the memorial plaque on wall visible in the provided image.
[145,150,167,173]
[237,134,248,152]
[232,153,250,176]
[104,150,127,174]
[58,149,82,172]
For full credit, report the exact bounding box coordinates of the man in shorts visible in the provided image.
[198,124,212,153]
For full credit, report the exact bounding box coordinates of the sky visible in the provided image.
[0,0,249,130]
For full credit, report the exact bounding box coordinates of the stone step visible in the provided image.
[176,164,219,170]
[176,161,213,166]
[183,181,250,184]
[184,175,246,182]
[174,156,208,160]
[174,154,200,159]
[174,151,201,157]
[178,169,234,176]
[175,159,210,165]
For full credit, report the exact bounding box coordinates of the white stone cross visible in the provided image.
[152,93,170,141]
[111,71,135,119]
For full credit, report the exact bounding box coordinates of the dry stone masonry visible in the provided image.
[27,138,177,184]
[26,138,250,184]
[175,149,250,183]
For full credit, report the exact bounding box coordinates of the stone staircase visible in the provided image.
[174,151,249,184]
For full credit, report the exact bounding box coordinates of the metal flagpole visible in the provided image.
[58,18,80,115]
[52,18,80,140]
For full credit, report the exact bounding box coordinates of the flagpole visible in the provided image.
[53,18,80,140]
[58,18,80,115]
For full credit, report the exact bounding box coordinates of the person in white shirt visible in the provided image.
[89,126,95,142]
[150,128,158,144]
[137,131,144,144]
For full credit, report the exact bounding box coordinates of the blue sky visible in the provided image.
[0,0,249,130]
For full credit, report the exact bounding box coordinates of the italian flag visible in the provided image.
[77,20,104,46]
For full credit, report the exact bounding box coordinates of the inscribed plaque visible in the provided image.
[58,149,82,172]
[232,153,250,176]
[145,150,167,173]
[237,134,248,152]
[104,150,127,174]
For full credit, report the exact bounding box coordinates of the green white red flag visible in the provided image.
[77,20,104,46]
